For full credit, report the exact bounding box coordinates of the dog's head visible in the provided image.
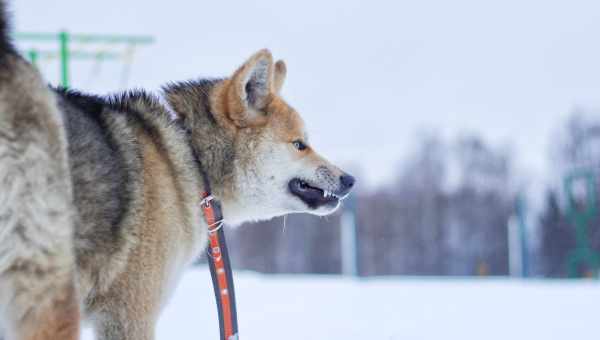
[166,49,355,225]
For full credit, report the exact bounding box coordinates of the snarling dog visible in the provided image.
[0,1,354,339]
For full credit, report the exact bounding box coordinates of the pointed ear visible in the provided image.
[272,60,286,93]
[226,49,274,127]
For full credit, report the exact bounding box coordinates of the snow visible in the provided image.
[82,267,600,340]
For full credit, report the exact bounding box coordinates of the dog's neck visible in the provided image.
[163,79,242,221]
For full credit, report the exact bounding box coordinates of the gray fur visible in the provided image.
[0,40,79,340]
[55,90,145,298]
[163,79,236,195]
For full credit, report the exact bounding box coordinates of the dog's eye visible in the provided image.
[292,140,307,151]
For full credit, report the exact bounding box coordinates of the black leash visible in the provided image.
[201,193,239,340]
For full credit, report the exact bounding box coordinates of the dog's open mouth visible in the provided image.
[288,178,340,209]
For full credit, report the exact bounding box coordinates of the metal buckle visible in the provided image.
[200,194,214,208]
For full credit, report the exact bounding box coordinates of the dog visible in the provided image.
[0,2,355,340]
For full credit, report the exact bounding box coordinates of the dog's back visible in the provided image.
[0,2,80,339]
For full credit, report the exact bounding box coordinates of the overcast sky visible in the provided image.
[11,0,600,189]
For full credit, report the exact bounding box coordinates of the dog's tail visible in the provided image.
[0,0,10,55]
[0,2,80,339]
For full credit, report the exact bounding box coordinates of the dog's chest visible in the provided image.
[160,213,207,309]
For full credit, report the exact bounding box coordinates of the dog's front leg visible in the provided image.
[92,288,159,340]
[91,271,162,340]
[93,310,156,340]
[90,249,167,340]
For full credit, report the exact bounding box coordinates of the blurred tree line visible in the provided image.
[223,134,514,276]
[220,110,600,277]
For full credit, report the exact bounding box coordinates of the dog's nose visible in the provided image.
[339,173,355,192]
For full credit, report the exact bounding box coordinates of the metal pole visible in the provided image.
[59,31,69,88]
[515,195,529,277]
[507,216,522,277]
[341,194,358,276]
[27,49,38,68]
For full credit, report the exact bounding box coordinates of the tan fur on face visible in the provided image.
[196,49,349,223]
[265,97,306,145]
[265,97,345,175]
[214,55,341,174]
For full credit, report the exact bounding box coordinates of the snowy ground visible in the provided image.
[82,267,600,340]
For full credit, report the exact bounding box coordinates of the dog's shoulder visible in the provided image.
[54,87,145,295]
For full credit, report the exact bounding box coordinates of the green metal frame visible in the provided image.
[564,169,600,278]
[16,31,154,88]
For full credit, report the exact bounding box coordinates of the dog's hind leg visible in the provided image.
[3,281,79,340]
[0,2,80,339]
[0,53,80,340]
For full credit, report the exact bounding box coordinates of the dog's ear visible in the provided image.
[273,60,286,93]
[226,49,274,127]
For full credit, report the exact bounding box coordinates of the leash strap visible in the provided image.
[201,193,239,340]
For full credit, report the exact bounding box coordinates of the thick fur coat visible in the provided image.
[0,2,354,339]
